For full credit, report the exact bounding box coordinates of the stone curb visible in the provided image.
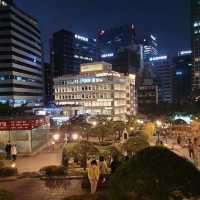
[0,175,85,182]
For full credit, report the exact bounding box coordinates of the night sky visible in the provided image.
[15,0,191,62]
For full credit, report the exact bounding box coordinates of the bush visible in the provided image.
[0,189,15,200]
[0,167,18,177]
[64,194,106,200]
[109,146,200,200]
[39,165,67,176]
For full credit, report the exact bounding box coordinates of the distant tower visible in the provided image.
[191,0,200,102]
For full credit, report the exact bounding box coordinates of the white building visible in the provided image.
[54,62,136,121]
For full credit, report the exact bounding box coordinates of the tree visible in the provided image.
[109,121,126,141]
[143,122,155,137]
[121,133,149,156]
[63,141,99,170]
[109,147,200,200]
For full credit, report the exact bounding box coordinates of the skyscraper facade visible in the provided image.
[51,29,97,77]
[97,24,136,56]
[191,0,200,102]
[143,34,158,62]
[150,56,173,104]
[172,51,192,105]
[0,0,43,107]
[97,24,142,74]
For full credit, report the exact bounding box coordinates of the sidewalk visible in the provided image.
[4,151,62,173]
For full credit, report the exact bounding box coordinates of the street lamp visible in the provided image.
[92,121,97,127]
[156,120,162,128]
[53,133,60,141]
[156,120,162,143]
[72,133,79,141]
[11,163,16,168]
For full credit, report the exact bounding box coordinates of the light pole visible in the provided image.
[156,120,162,143]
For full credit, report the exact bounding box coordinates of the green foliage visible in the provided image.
[0,167,18,177]
[0,189,15,200]
[62,141,99,169]
[99,145,121,159]
[64,194,106,200]
[109,147,200,200]
[39,165,67,176]
[121,133,149,156]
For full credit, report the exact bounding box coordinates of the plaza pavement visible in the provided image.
[4,151,62,173]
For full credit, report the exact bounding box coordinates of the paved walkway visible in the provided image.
[4,151,62,173]
[0,178,85,200]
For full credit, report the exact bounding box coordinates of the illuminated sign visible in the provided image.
[176,71,183,76]
[74,34,88,42]
[179,50,192,55]
[101,53,114,58]
[0,117,46,131]
[150,34,156,41]
[0,0,7,6]
[74,55,93,61]
[149,56,167,61]
[81,64,104,73]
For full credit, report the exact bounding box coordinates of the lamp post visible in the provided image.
[156,120,162,143]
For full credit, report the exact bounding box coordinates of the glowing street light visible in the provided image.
[92,121,97,127]
[130,127,134,131]
[72,133,79,141]
[11,163,16,168]
[53,133,60,141]
[156,120,162,128]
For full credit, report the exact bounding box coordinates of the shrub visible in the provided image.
[0,167,18,177]
[64,194,106,200]
[0,189,15,200]
[109,146,200,200]
[39,165,67,176]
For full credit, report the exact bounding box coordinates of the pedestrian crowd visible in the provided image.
[5,141,18,161]
[87,155,122,194]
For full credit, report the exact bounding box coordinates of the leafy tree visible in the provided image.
[143,122,155,137]
[63,141,99,170]
[121,133,149,156]
[109,147,200,200]
[110,121,126,140]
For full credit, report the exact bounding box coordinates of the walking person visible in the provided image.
[99,156,108,184]
[193,138,200,167]
[88,160,100,194]
[5,141,11,160]
[188,139,195,160]
[11,144,17,161]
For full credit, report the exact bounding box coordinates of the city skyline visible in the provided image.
[15,0,191,61]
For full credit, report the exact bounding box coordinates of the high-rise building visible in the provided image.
[137,65,159,113]
[44,63,54,105]
[97,24,136,56]
[0,0,43,107]
[172,51,192,105]
[191,0,200,102]
[51,29,97,77]
[54,62,136,121]
[97,25,142,74]
[143,34,158,62]
[149,56,173,103]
